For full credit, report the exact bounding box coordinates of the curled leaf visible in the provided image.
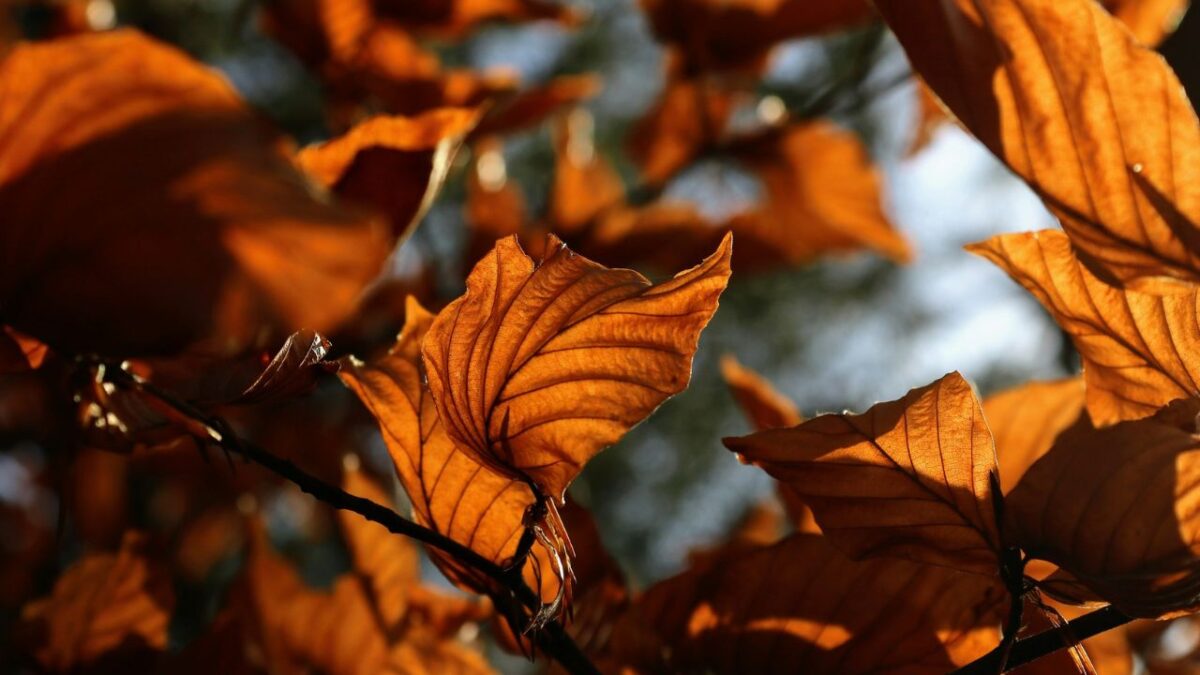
[422,233,732,499]
[724,372,1003,575]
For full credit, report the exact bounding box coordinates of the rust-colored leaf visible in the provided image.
[720,354,802,431]
[969,230,1200,425]
[422,234,732,500]
[1106,0,1188,46]
[339,299,560,604]
[732,122,913,267]
[982,377,1088,493]
[0,30,394,358]
[295,108,478,242]
[549,109,625,234]
[19,531,174,672]
[1005,402,1200,618]
[876,0,1200,284]
[724,372,1003,575]
[608,533,1005,674]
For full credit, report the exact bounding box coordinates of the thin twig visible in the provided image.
[99,363,601,675]
[952,605,1133,674]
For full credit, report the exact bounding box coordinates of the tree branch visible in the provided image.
[952,605,1133,674]
[99,362,600,675]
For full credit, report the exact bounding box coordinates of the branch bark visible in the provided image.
[952,605,1133,674]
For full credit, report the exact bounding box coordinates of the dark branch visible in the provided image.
[952,605,1133,674]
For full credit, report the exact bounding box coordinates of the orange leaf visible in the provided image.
[339,299,561,604]
[724,372,1004,575]
[295,108,478,243]
[609,533,1005,674]
[876,0,1200,283]
[720,354,802,431]
[19,531,174,672]
[982,377,1087,493]
[549,108,625,234]
[422,233,732,499]
[969,230,1200,425]
[1005,402,1200,618]
[0,30,393,358]
[1106,0,1188,46]
[732,122,912,267]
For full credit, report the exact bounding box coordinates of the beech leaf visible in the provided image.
[724,372,1004,575]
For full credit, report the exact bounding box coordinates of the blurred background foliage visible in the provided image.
[6,0,1200,669]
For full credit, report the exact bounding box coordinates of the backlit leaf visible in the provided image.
[720,354,802,431]
[724,372,1003,575]
[422,233,732,499]
[982,377,1087,493]
[875,0,1200,283]
[969,230,1200,425]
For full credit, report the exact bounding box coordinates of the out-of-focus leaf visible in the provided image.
[549,109,625,234]
[18,531,174,672]
[724,372,1003,575]
[0,30,393,358]
[608,533,1005,674]
[969,230,1200,425]
[720,354,802,431]
[876,0,1200,284]
[981,377,1087,493]
[422,233,732,500]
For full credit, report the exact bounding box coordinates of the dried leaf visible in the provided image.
[1106,0,1188,46]
[0,326,48,373]
[609,533,1005,674]
[982,377,1087,493]
[550,108,625,234]
[0,30,392,358]
[876,0,1200,283]
[724,372,1003,575]
[720,354,802,431]
[295,108,478,242]
[969,230,1200,425]
[235,330,334,405]
[339,299,558,603]
[1005,400,1200,618]
[19,531,174,672]
[422,233,732,499]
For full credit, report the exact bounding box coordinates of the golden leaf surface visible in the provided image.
[970,230,1200,425]
[422,234,732,499]
[724,372,1003,575]
[982,377,1087,493]
[875,0,1200,283]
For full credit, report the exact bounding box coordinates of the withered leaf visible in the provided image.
[549,109,625,234]
[295,108,478,243]
[720,354,802,431]
[339,298,562,604]
[982,376,1087,493]
[234,330,334,405]
[1107,0,1189,46]
[969,230,1200,425]
[724,372,1004,575]
[1005,402,1200,618]
[19,531,174,672]
[422,233,732,499]
[608,533,1005,674]
[876,0,1200,283]
[0,30,393,358]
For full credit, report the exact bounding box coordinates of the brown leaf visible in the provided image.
[724,372,1004,575]
[0,30,393,358]
[338,465,422,630]
[422,233,733,499]
[875,0,1200,284]
[609,533,1005,674]
[969,230,1200,425]
[295,108,478,242]
[0,326,48,373]
[720,354,802,431]
[731,122,912,268]
[549,108,625,234]
[465,138,533,266]
[19,531,174,672]
[1106,0,1188,46]
[373,0,580,37]
[234,330,335,405]
[1005,404,1200,618]
[982,377,1088,493]
[339,299,560,604]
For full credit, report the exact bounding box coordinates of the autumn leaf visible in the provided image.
[731,122,913,267]
[875,0,1200,284]
[371,0,580,37]
[0,30,395,358]
[969,230,1200,425]
[720,354,802,431]
[724,372,1004,575]
[422,232,733,500]
[608,533,1005,674]
[0,326,47,373]
[339,298,562,606]
[1107,0,1189,46]
[295,108,478,244]
[549,109,625,234]
[18,531,174,672]
[982,377,1087,493]
[1005,401,1200,618]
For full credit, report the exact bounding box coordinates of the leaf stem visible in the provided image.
[99,362,600,675]
[952,605,1133,674]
